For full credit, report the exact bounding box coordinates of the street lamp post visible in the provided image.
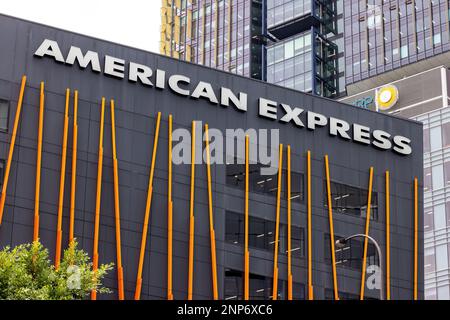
[335,234,384,300]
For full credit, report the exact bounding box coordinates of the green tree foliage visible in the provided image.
[0,240,113,300]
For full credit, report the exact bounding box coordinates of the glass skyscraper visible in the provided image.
[160,0,344,98]
[344,0,450,86]
[161,0,263,79]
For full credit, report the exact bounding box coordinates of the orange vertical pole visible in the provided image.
[0,75,27,225]
[272,144,283,300]
[91,97,105,301]
[307,150,313,300]
[360,167,374,300]
[413,177,418,300]
[110,100,125,300]
[167,114,174,300]
[187,121,196,300]
[134,112,161,300]
[205,124,219,300]
[385,171,391,300]
[69,90,78,243]
[55,88,70,269]
[244,135,250,300]
[287,145,292,300]
[33,82,45,242]
[324,155,339,300]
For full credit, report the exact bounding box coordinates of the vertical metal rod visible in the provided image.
[134,112,161,300]
[0,75,27,225]
[110,100,125,300]
[414,177,418,300]
[307,150,313,300]
[69,90,78,243]
[91,97,105,301]
[205,124,219,300]
[386,171,391,300]
[244,135,250,300]
[167,114,174,300]
[188,121,196,300]
[324,155,339,300]
[55,88,70,269]
[213,0,219,66]
[227,1,232,65]
[272,144,283,300]
[287,145,292,300]
[360,167,374,300]
[33,82,45,242]
[200,3,206,65]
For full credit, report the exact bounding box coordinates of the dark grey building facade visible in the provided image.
[0,14,423,300]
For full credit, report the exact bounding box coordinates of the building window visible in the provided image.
[431,164,444,190]
[433,204,446,231]
[0,99,9,132]
[226,211,275,251]
[437,286,450,300]
[0,160,4,189]
[433,34,442,45]
[435,244,449,271]
[266,32,312,89]
[224,269,304,300]
[430,126,442,152]
[324,289,359,300]
[225,211,305,258]
[325,288,377,300]
[442,122,450,149]
[424,247,436,275]
[400,45,408,58]
[423,128,430,153]
[284,41,294,59]
[324,234,379,270]
[287,226,305,259]
[425,287,437,300]
[424,167,432,192]
[323,181,378,220]
[226,162,305,202]
[224,269,273,300]
[446,202,450,229]
[289,282,305,300]
[444,161,450,187]
[424,206,433,233]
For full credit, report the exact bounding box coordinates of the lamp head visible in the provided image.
[335,238,348,249]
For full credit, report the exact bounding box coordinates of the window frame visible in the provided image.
[0,99,10,133]
[323,179,379,221]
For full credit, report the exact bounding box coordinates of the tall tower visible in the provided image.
[160,0,264,80]
[160,0,344,98]
[265,0,343,97]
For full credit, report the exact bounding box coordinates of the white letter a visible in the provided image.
[34,39,65,63]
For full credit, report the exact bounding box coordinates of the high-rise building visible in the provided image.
[344,0,450,95]
[160,0,345,98]
[160,0,263,79]
[340,0,450,300]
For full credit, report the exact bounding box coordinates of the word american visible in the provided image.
[33,39,412,155]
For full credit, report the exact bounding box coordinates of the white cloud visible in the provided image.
[0,0,160,53]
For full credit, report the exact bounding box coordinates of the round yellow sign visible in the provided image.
[375,85,399,111]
